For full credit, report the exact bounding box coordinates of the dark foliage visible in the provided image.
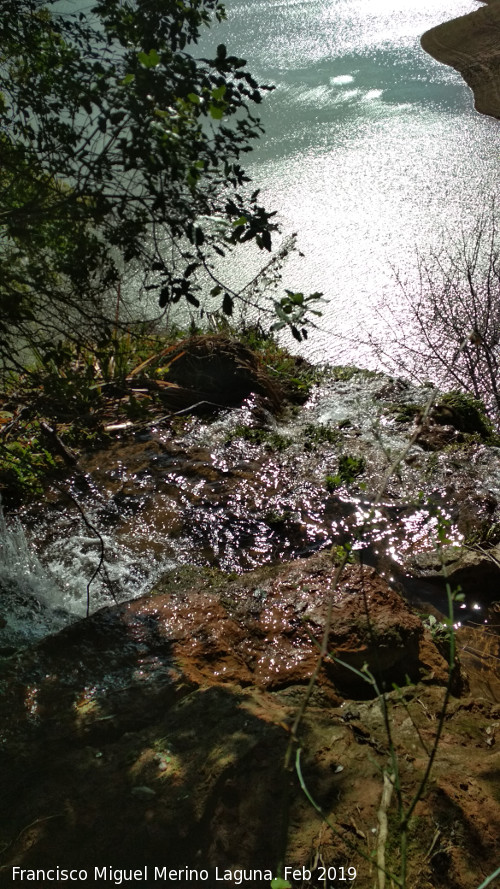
[0,0,279,368]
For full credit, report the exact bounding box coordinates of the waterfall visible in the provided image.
[0,496,176,653]
[0,502,72,651]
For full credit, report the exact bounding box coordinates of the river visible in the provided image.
[195,0,499,366]
[48,1,499,368]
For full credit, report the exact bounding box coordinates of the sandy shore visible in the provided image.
[421,0,500,118]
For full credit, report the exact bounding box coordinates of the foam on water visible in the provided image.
[0,504,71,648]
[0,497,178,649]
[330,74,356,85]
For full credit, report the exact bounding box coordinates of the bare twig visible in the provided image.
[377,771,395,889]
[54,485,114,617]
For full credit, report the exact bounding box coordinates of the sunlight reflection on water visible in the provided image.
[194,0,498,367]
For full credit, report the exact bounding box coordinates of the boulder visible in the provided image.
[133,334,283,411]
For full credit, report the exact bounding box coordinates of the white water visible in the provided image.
[0,498,177,650]
[0,506,70,648]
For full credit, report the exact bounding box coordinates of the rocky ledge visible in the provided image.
[0,552,499,888]
[421,0,500,119]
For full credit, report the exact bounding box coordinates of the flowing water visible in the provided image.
[4,371,500,649]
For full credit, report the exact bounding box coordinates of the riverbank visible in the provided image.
[1,546,499,889]
[421,0,500,118]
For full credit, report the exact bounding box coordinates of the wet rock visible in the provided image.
[416,423,465,451]
[410,544,500,604]
[0,553,438,740]
[137,554,432,696]
[448,485,498,540]
[0,552,499,886]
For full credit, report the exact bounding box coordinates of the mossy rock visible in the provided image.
[434,391,493,438]
[330,365,380,382]
[392,402,424,424]
[155,334,283,408]
[302,422,340,449]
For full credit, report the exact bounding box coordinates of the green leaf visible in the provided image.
[209,104,224,120]
[270,880,292,889]
[184,262,198,278]
[159,286,170,307]
[138,49,160,68]
[212,85,226,102]
[187,92,201,104]
[261,229,272,251]
[110,110,126,124]
[120,73,135,85]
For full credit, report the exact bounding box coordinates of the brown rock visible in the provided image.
[1,553,499,886]
[421,0,500,119]
[410,543,500,603]
[458,624,500,702]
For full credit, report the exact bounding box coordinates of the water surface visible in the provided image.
[197,0,499,365]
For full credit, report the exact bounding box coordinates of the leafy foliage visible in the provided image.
[325,454,366,490]
[0,432,57,502]
[422,613,451,646]
[0,328,313,504]
[0,0,297,369]
[270,290,324,342]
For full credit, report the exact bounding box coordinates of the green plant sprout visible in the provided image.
[325,454,366,490]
